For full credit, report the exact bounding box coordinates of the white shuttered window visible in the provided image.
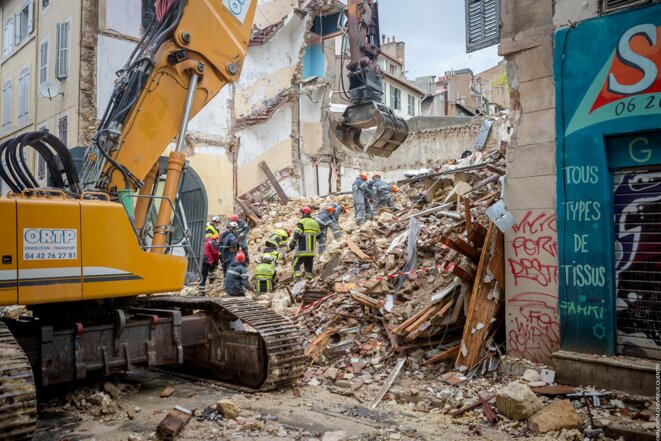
[3,18,14,56]
[18,68,30,121]
[2,80,12,130]
[56,21,70,79]
[39,39,48,84]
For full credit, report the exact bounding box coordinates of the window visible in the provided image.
[58,115,68,145]
[39,39,48,84]
[465,0,500,53]
[15,1,34,45]
[18,68,29,122]
[389,86,401,110]
[2,80,12,131]
[41,0,49,11]
[601,0,651,12]
[3,17,14,56]
[408,95,416,116]
[56,21,70,79]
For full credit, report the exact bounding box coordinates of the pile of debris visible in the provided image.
[232,150,508,391]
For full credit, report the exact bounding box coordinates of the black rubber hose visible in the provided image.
[0,138,21,192]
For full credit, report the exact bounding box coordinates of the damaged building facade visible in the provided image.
[499,0,660,392]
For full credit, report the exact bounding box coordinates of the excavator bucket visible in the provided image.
[336,101,409,158]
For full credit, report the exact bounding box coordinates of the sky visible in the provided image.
[376,0,502,79]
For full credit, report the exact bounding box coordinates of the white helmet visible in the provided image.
[262,254,276,263]
[228,221,239,229]
[211,215,221,223]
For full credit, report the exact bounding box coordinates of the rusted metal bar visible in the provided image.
[235,198,261,224]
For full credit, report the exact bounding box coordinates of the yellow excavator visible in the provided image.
[0,0,407,438]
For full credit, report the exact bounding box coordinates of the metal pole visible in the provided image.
[175,73,199,153]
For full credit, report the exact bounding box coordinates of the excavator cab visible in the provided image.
[335,0,409,158]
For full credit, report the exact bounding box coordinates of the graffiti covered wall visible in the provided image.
[554,4,661,356]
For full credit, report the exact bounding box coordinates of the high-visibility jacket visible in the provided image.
[254,262,277,293]
[265,229,289,249]
[206,222,220,238]
[289,216,320,257]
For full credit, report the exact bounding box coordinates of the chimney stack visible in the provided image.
[382,34,386,44]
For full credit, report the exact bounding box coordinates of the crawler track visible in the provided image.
[140,296,306,391]
[0,321,37,440]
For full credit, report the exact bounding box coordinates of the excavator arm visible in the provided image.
[81,0,257,193]
[336,0,409,157]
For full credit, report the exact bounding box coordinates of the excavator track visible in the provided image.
[139,296,306,391]
[0,321,37,440]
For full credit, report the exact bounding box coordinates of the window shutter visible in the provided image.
[15,13,21,45]
[465,0,500,53]
[39,40,48,83]
[18,69,29,120]
[27,1,34,34]
[601,0,651,12]
[3,20,12,55]
[56,22,69,79]
[2,81,12,130]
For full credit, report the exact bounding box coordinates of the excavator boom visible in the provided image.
[336,0,409,157]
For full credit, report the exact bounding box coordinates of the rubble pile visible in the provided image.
[234,150,508,385]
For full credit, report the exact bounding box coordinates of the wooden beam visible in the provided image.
[464,198,473,236]
[235,198,261,224]
[440,237,480,263]
[259,160,289,204]
[345,237,371,260]
[368,358,406,409]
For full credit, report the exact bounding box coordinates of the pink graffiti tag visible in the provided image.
[508,258,558,287]
[511,236,558,257]
[507,292,560,363]
[512,212,557,235]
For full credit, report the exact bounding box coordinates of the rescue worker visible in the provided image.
[372,174,396,211]
[264,228,291,263]
[224,251,253,297]
[199,234,220,295]
[205,215,221,238]
[254,254,278,294]
[316,204,343,253]
[231,214,250,264]
[352,172,372,225]
[218,222,239,275]
[289,206,320,280]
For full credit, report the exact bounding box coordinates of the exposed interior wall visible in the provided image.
[187,145,234,215]
[500,0,559,364]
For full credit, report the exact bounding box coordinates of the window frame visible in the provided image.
[407,94,416,117]
[15,1,34,45]
[40,0,50,12]
[56,19,71,80]
[390,86,401,111]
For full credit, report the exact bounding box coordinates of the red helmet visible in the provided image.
[325,206,336,214]
[300,206,312,215]
[236,251,246,263]
[230,214,239,222]
[360,173,368,181]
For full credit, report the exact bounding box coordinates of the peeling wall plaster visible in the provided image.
[236,104,294,168]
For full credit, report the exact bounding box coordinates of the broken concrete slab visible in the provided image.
[528,399,583,433]
[496,382,544,421]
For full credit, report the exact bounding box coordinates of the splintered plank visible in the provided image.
[488,230,505,288]
[422,345,460,366]
[259,161,289,204]
[368,358,406,409]
[350,292,385,310]
[440,237,480,263]
[405,301,454,342]
[345,237,372,261]
[455,222,502,370]
[468,222,487,248]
